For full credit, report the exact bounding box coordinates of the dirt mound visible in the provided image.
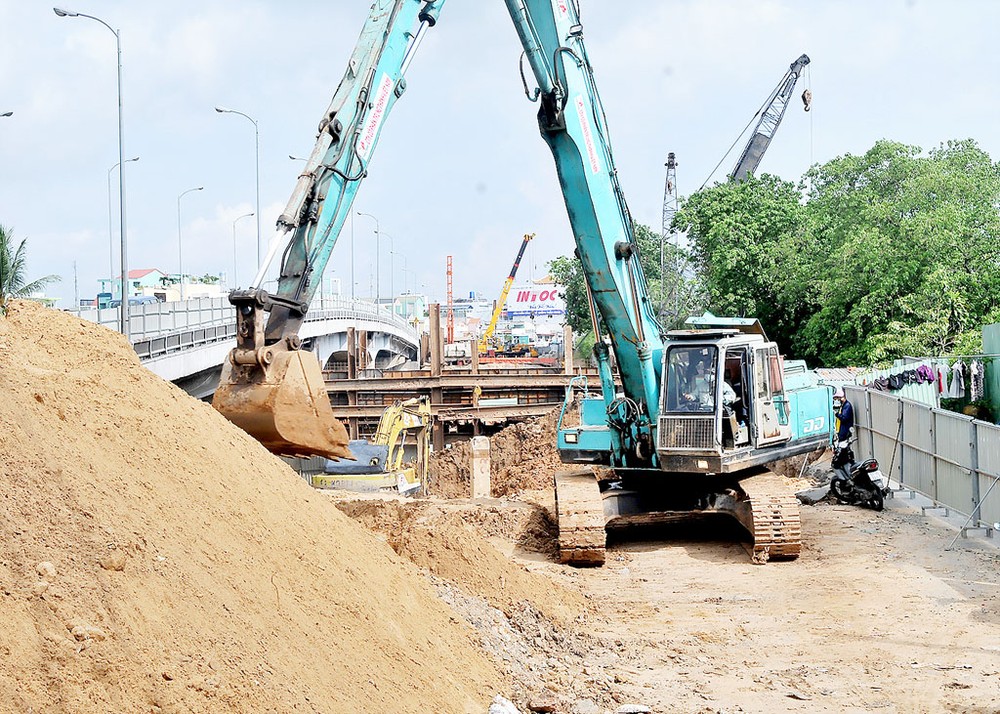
[0,301,502,713]
[430,411,564,498]
[334,497,582,622]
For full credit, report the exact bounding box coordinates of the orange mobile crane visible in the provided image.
[478,233,534,353]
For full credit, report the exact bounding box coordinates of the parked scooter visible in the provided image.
[830,441,888,511]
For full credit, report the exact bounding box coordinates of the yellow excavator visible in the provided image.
[310,397,431,495]
[479,233,534,354]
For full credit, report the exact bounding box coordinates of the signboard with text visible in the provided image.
[503,284,565,318]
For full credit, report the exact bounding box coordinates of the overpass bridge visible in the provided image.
[73,295,420,399]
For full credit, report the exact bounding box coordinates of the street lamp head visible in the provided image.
[0,111,12,118]
[127,155,139,162]
[53,7,79,17]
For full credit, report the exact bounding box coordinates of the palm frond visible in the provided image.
[0,225,59,311]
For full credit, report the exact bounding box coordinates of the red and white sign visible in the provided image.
[504,284,565,317]
[357,73,394,161]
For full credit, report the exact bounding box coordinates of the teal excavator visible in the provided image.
[213,0,834,565]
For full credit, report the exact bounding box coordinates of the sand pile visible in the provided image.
[430,412,564,498]
[335,498,583,622]
[0,301,502,713]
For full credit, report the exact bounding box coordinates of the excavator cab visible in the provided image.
[212,290,353,461]
[656,323,825,474]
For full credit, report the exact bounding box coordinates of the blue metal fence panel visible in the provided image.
[902,400,934,495]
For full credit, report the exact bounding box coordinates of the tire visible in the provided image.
[830,478,852,504]
[867,489,884,512]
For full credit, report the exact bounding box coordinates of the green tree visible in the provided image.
[673,174,807,351]
[548,221,667,335]
[548,253,590,334]
[798,139,1000,364]
[0,224,60,315]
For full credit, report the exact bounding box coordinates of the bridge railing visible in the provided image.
[73,297,232,342]
[304,296,419,343]
[71,294,419,351]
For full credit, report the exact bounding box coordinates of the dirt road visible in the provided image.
[543,496,1000,713]
[341,489,1000,713]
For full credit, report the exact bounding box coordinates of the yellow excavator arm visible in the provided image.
[373,397,432,473]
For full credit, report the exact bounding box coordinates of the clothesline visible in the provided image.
[903,353,1000,361]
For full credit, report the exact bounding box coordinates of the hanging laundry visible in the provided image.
[970,359,985,402]
[947,360,966,399]
[936,363,949,394]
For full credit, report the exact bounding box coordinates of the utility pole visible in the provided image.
[446,256,454,343]
[661,152,679,325]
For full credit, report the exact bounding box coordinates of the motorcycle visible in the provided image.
[830,441,888,511]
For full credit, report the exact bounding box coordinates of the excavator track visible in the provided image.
[554,470,606,566]
[734,472,802,564]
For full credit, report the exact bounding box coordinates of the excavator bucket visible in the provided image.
[213,348,353,461]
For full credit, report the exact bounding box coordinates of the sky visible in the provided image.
[2,0,999,309]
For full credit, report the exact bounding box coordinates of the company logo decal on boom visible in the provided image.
[358,73,394,161]
[574,96,601,174]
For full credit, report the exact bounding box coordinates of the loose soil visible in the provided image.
[429,412,564,498]
[4,299,1000,713]
[332,486,1000,713]
[0,301,502,714]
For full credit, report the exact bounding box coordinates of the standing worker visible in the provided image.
[833,387,854,445]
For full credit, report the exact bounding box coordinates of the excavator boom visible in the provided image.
[213,1,445,459]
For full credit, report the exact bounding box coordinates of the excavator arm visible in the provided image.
[503,0,663,466]
[213,1,445,459]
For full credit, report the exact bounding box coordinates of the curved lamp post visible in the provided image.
[107,156,138,291]
[55,6,130,337]
[215,106,260,266]
[356,212,380,305]
[177,186,204,300]
[232,211,255,287]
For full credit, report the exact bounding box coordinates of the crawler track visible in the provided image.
[735,472,802,563]
[554,470,606,566]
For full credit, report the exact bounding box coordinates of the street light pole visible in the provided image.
[177,186,204,301]
[381,232,395,303]
[232,212,254,288]
[107,156,138,294]
[55,7,130,338]
[216,106,260,265]
[356,212,380,305]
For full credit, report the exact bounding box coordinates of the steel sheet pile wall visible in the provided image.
[846,385,1000,530]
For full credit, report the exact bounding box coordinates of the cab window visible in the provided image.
[663,345,718,413]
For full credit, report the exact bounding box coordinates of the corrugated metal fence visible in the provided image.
[845,385,1000,532]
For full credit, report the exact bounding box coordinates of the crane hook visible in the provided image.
[802,88,813,112]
